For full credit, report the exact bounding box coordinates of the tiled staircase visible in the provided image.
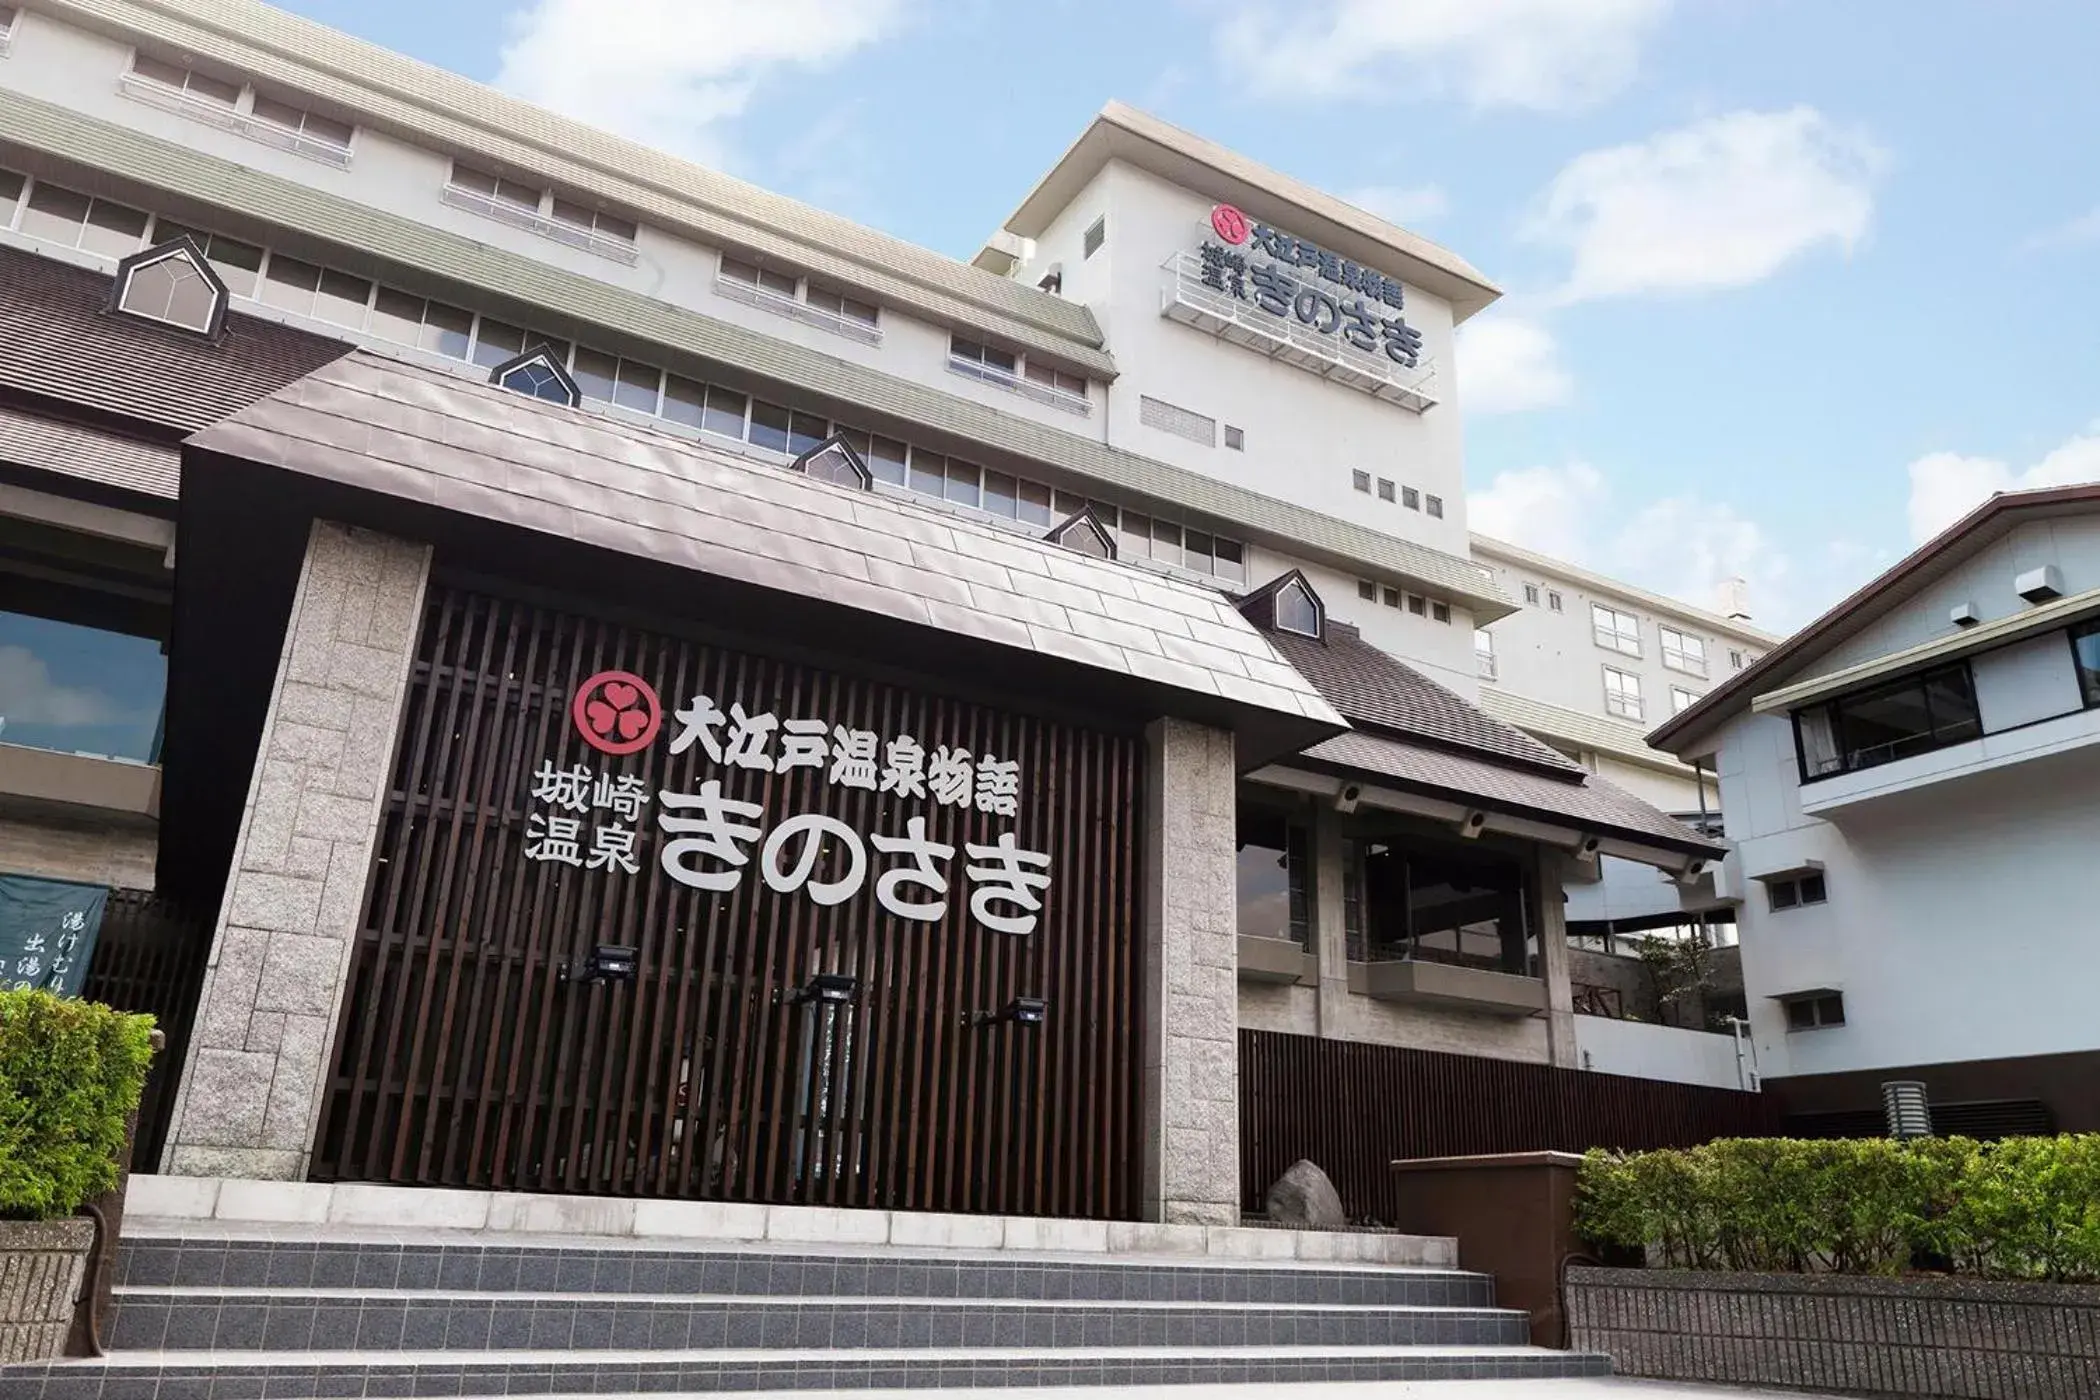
[4,1222,1612,1396]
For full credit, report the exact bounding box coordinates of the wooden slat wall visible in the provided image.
[79,890,212,1169]
[1239,1029,1781,1226]
[312,584,1146,1219]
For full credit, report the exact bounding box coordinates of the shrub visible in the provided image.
[1578,1134,2100,1283]
[0,989,156,1220]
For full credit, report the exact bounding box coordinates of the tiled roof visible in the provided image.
[189,350,1347,752]
[1264,621,1585,777]
[0,403,178,499]
[1476,688,1694,777]
[0,244,354,433]
[1303,729,1721,856]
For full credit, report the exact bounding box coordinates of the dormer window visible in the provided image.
[489,346,580,407]
[791,435,874,490]
[1274,577,1322,638]
[111,237,228,337]
[1046,508,1116,560]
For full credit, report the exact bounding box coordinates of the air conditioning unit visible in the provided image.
[2015,564,2064,604]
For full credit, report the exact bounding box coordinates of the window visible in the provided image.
[1660,626,1708,677]
[2074,621,2100,706]
[1139,395,1215,446]
[129,53,239,106]
[20,180,149,257]
[1237,808,1310,947]
[1794,663,1982,780]
[0,5,16,52]
[1347,830,1534,970]
[1352,470,1372,494]
[113,240,226,336]
[1592,603,1643,657]
[446,161,638,260]
[1476,629,1497,680]
[1083,216,1105,258]
[1382,586,1401,609]
[151,220,265,299]
[1401,486,1420,510]
[1377,478,1396,502]
[1671,685,1698,715]
[251,94,355,152]
[792,436,873,490]
[1048,510,1114,559]
[1224,425,1244,451]
[1358,580,1376,601]
[1407,594,1427,617]
[950,336,1085,411]
[490,349,580,407]
[125,54,354,164]
[1024,360,1087,398]
[803,284,879,327]
[1731,649,1746,670]
[1603,666,1643,720]
[1767,872,1828,911]
[1548,591,1564,613]
[721,255,798,299]
[1431,601,1451,624]
[1426,495,1444,519]
[1523,584,1540,606]
[1783,992,1845,1031]
[1274,578,1322,638]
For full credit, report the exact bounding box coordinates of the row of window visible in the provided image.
[1601,665,1701,722]
[1515,583,1754,676]
[1354,578,1452,625]
[0,166,1243,583]
[123,52,355,166]
[1350,469,1444,518]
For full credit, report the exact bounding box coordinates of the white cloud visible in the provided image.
[1214,0,1670,111]
[1524,107,1882,304]
[1469,463,1882,630]
[495,0,909,166]
[1342,184,1449,228]
[1905,432,2100,543]
[2020,206,2100,254]
[0,647,130,729]
[1456,315,1572,414]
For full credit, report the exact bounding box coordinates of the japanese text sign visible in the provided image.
[1198,203,1425,369]
[0,875,107,997]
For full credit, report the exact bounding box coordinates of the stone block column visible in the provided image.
[1535,850,1581,1069]
[161,521,431,1179]
[1140,717,1240,1226]
[1311,805,1349,1039]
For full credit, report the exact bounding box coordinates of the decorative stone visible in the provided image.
[0,1217,93,1363]
[1264,1159,1345,1229]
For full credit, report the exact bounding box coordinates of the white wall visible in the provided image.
[1577,1017,1750,1089]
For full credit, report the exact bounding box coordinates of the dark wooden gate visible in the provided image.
[313,584,1146,1218]
[79,890,212,1169]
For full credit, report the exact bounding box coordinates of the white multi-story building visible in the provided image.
[1650,484,2100,1134]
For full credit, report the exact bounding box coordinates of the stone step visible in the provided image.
[116,1236,1495,1307]
[2,1344,1614,1398]
[106,1287,1536,1352]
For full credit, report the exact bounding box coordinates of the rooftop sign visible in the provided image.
[1200,204,1425,370]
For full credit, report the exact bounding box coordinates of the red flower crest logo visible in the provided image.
[1210,203,1251,246]
[571,670,662,756]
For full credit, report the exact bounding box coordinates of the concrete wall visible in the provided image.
[160,521,431,1179]
[1575,1017,1749,1089]
[0,808,155,889]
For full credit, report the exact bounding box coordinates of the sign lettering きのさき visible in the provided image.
[524,671,1053,937]
[1199,203,1425,369]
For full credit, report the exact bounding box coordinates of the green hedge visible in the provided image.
[1577,1136,2100,1282]
[0,989,156,1220]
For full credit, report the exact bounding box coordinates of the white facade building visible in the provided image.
[1651,485,2100,1133]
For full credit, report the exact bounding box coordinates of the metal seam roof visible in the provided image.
[0,403,179,498]
[45,0,1111,372]
[1471,533,1784,646]
[1475,688,1695,777]
[0,91,1514,616]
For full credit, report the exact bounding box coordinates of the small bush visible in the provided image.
[0,989,156,1220]
[1578,1134,2100,1283]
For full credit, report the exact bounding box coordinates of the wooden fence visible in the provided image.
[79,890,212,1169]
[1239,1028,1780,1224]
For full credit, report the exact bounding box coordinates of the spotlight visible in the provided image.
[965,996,1048,1029]
[781,972,859,1007]
[559,944,638,985]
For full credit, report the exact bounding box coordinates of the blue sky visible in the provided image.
[279,0,2100,630]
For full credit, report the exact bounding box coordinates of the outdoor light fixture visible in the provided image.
[965,996,1048,1029]
[1883,1080,1933,1140]
[559,943,638,985]
[782,972,859,1008]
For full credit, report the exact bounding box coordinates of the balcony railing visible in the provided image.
[1159,252,1439,412]
[1477,649,1498,680]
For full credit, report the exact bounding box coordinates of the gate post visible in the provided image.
[160,521,431,1180]
[1139,717,1240,1226]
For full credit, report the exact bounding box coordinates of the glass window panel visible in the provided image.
[1213,537,1245,584]
[720,256,760,285]
[908,450,945,498]
[80,198,149,257]
[1923,671,1980,743]
[1184,530,1215,573]
[1016,480,1052,526]
[1236,809,1294,941]
[202,236,262,297]
[1275,583,1319,636]
[0,169,21,226]
[549,197,593,229]
[1089,500,1120,529]
[258,253,321,314]
[303,110,354,146]
[494,177,540,211]
[21,182,91,245]
[0,610,167,763]
[788,411,827,458]
[2076,625,2100,706]
[614,359,662,413]
[130,53,188,88]
[187,69,241,105]
[313,268,371,328]
[982,344,1017,375]
[749,400,793,453]
[421,301,472,359]
[1835,683,1935,770]
[470,318,525,369]
[1119,512,1153,560]
[701,386,747,439]
[662,375,705,429]
[1407,594,1427,617]
[252,94,306,130]
[120,253,216,332]
[451,163,499,196]
[943,459,981,508]
[595,212,637,242]
[1053,490,1089,517]
[758,265,797,298]
[570,347,618,403]
[982,471,1018,519]
[1383,586,1402,608]
[866,435,908,487]
[1151,520,1183,570]
[368,288,425,347]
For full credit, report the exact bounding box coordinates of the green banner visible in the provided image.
[0,875,107,997]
